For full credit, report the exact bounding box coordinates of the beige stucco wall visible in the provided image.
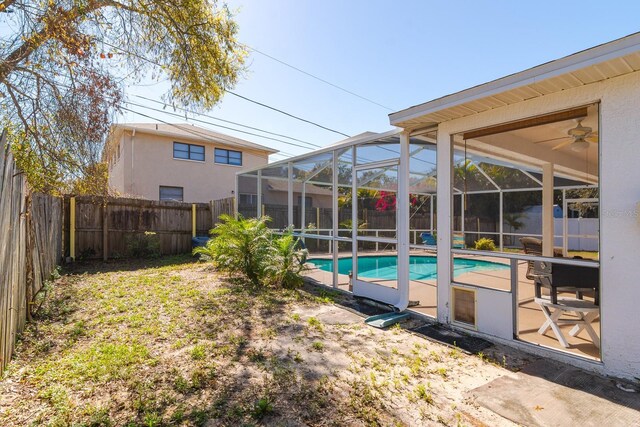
[107,137,126,192]
[429,70,640,379]
[108,130,269,203]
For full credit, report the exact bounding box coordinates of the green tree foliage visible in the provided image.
[0,0,246,193]
[70,162,111,196]
[566,188,599,217]
[502,212,525,245]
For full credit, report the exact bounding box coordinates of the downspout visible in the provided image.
[130,129,136,194]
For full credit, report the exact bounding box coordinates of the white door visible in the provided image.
[351,161,403,306]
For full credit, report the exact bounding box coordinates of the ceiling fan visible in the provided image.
[534,119,598,152]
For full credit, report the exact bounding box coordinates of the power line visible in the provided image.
[245,44,395,111]
[119,106,298,159]
[131,94,322,148]
[225,91,350,138]
[100,40,353,139]
[12,68,321,156]
[125,100,319,151]
[10,67,311,157]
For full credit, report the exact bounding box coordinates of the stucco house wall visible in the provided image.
[106,125,273,203]
[429,70,640,379]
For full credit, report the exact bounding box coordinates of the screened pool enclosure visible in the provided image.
[237,112,600,359]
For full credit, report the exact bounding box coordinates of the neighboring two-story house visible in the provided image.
[104,123,277,203]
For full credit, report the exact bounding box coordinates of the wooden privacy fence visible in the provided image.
[0,132,63,372]
[66,196,236,260]
[210,197,234,223]
[26,194,63,317]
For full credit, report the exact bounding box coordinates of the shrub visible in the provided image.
[194,216,308,289]
[125,231,161,258]
[193,215,272,285]
[474,237,496,251]
[263,229,308,289]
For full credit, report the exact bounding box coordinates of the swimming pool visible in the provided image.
[307,255,509,281]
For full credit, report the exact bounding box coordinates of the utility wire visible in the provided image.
[131,94,322,148]
[127,98,425,166]
[119,106,296,159]
[101,40,352,139]
[225,91,351,138]
[125,100,319,151]
[245,44,395,111]
[12,67,311,158]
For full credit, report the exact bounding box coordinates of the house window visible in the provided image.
[297,196,312,207]
[239,193,257,206]
[159,186,184,202]
[214,148,242,166]
[173,142,205,161]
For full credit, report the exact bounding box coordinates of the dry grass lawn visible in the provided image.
[0,256,526,426]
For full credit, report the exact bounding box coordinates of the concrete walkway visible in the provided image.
[468,358,640,426]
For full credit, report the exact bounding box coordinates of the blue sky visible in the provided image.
[123,1,640,160]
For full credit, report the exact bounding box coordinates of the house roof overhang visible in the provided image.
[389,32,640,130]
[107,123,279,155]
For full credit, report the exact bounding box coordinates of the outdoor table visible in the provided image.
[534,296,600,348]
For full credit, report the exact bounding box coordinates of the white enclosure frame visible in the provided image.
[236,125,599,314]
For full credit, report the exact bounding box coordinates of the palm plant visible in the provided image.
[264,229,308,289]
[194,215,308,289]
[194,214,272,285]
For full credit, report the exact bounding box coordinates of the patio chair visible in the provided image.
[452,233,465,249]
[532,260,600,305]
[520,237,563,280]
[420,232,437,246]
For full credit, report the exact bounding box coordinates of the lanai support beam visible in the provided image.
[397,132,411,311]
[436,132,453,323]
[542,163,555,256]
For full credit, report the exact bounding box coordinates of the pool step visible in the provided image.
[364,312,410,329]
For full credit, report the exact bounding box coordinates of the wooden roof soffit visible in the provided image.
[462,106,589,140]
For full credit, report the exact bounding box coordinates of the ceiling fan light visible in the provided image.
[571,137,590,152]
[568,119,592,138]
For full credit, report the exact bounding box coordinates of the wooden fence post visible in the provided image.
[102,201,108,261]
[192,203,196,237]
[69,196,76,261]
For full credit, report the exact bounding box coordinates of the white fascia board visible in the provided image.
[389,32,640,126]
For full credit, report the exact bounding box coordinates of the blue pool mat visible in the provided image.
[364,312,410,328]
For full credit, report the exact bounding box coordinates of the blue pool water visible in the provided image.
[307,255,509,281]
